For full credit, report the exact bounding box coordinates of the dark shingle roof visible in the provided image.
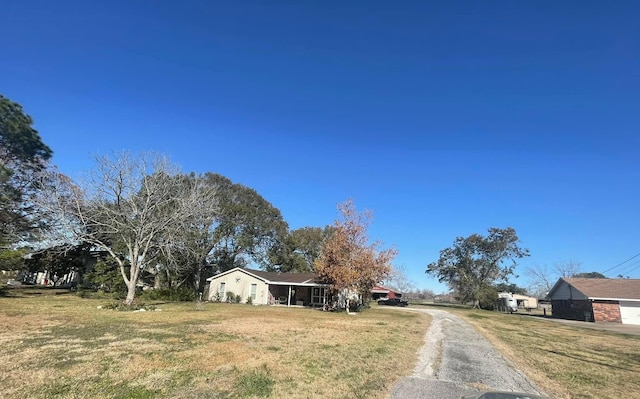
[242,268,324,284]
[564,278,640,300]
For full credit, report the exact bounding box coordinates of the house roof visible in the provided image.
[551,278,640,301]
[371,285,400,294]
[206,267,325,285]
[245,268,323,284]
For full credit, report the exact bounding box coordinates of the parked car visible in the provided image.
[377,297,408,307]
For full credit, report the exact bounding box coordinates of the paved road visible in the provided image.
[391,308,544,399]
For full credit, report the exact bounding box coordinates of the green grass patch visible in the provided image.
[0,295,429,399]
[233,366,275,398]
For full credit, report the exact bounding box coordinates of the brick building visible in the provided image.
[547,278,640,325]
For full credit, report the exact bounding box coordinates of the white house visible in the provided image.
[206,267,329,307]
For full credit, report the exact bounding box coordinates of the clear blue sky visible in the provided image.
[2,1,639,292]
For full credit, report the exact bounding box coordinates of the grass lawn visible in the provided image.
[430,304,640,399]
[0,288,429,399]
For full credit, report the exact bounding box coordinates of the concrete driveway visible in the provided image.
[522,314,640,336]
[391,308,545,399]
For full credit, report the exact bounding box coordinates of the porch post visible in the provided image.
[288,285,292,307]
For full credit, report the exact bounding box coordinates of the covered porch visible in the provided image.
[268,284,328,307]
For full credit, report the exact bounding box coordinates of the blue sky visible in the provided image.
[2,1,639,292]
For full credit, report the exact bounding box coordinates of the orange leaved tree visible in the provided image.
[314,199,397,309]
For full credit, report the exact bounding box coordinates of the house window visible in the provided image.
[250,284,257,301]
[311,287,326,305]
[219,282,226,297]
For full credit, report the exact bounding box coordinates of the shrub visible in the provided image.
[225,291,235,303]
[84,258,127,294]
[212,291,221,302]
[101,302,157,311]
[140,288,196,302]
[234,294,242,303]
[246,296,253,305]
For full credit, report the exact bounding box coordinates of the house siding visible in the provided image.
[551,299,593,322]
[551,281,588,301]
[208,269,269,304]
[592,300,622,323]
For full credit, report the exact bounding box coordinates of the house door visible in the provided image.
[311,287,326,305]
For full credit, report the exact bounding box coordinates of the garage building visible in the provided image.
[547,277,640,325]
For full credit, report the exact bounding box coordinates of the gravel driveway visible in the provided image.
[391,308,545,399]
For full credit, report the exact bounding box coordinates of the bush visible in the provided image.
[212,291,221,302]
[101,302,157,311]
[246,296,253,305]
[84,258,127,294]
[225,291,235,303]
[478,286,498,310]
[140,288,196,302]
[234,294,242,303]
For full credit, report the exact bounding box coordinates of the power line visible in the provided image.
[602,251,640,276]
[613,259,640,278]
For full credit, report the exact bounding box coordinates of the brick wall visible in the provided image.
[592,301,621,323]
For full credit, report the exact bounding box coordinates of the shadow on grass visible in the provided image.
[0,286,77,298]
[542,348,638,372]
[410,302,472,310]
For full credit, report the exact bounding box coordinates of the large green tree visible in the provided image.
[150,172,288,292]
[0,94,52,245]
[426,227,529,309]
[268,226,334,273]
[205,173,288,272]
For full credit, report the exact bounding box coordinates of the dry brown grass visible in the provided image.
[0,290,429,399]
[436,305,640,399]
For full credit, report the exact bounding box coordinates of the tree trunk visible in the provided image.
[124,263,140,306]
[124,281,137,306]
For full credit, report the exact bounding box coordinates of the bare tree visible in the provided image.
[526,264,555,298]
[554,260,582,278]
[36,152,211,305]
[144,173,220,292]
[526,260,582,298]
[385,264,416,294]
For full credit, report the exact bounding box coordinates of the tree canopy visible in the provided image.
[314,199,397,303]
[36,151,209,305]
[268,226,334,273]
[426,227,529,308]
[148,172,287,292]
[572,271,607,279]
[205,173,288,272]
[494,282,528,295]
[0,94,52,245]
